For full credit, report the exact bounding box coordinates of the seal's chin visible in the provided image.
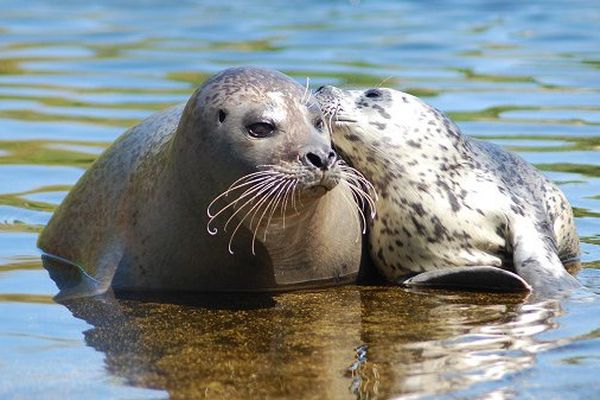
[307,185,328,196]
[302,171,340,197]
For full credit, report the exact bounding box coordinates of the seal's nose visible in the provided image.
[302,148,337,170]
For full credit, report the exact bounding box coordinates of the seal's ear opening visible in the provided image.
[218,109,227,123]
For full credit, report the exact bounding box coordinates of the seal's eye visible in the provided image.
[365,89,382,99]
[218,109,227,123]
[247,122,275,138]
[314,119,325,131]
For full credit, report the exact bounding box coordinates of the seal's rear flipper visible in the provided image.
[42,238,123,300]
[510,218,581,298]
[42,254,106,300]
[401,266,531,292]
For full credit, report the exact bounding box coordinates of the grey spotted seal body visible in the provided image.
[316,85,581,296]
[38,67,368,299]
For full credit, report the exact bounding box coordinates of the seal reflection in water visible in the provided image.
[38,67,374,299]
[59,287,559,399]
[316,85,581,297]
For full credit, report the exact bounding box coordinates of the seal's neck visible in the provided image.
[258,187,360,286]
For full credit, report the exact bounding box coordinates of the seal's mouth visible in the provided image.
[332,111,357,123]
[304,170,340,193]
[335,117,358,124]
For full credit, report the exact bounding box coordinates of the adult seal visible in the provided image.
[316,85,581,297]
[38,67,370,299]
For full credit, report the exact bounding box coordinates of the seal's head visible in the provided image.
[315,85,465,185]
[173,67,374,254]
[177,67,340,197]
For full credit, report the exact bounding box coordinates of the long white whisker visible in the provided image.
[342,174,366,211]
[342,177,377,219]
[223,177,285,233]
[301,76,310,105]
[294,180,305,210]
[248,182,285,255]
[341,172,373,203]
[227,178,286,254]
[339,184,363,241]
[280,179,296,229]
[348,191,368,235]
[206,176,281,234]
[207,173,280,217]
[339,165,378,200]
[256,164,281,170]
[324,103,340,136]
[261,179,289,242]
[222,170,278,192]
[290,179,300,214]
[377,76,394,88]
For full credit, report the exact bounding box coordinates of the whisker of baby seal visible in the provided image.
[324,103,340,137]
[376,76,395,88]
[301,76,311,105]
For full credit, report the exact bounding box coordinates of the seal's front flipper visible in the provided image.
[401,266,531,292]
[510,218,581,298]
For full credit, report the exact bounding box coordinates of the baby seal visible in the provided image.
[38,67,372,299]
[316,85,581,296]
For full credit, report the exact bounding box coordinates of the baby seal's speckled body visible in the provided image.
[316,86,580,296]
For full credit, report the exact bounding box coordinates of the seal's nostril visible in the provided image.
[303,150,337,170]
[316,85,325,92]
[306,152,323,169]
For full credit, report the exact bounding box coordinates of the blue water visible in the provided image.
[0,1,599,399]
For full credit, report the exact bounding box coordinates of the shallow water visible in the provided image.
[1,1,599,399]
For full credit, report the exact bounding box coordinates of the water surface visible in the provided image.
[1,1,599,399]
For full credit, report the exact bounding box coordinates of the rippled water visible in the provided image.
[1,1,599,399]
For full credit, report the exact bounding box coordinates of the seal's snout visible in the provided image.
[314,85,348,124]
[301,148,337,171]
[315,85,345,104]
[315,85,340,96]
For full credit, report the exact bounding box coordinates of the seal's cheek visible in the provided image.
[231,139,286,168]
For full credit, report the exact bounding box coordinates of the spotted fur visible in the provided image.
[316,86,580,293]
